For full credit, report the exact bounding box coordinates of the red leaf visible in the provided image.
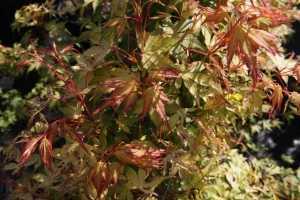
[154,86,170,122]
[113,142,166,169]
[140,84,170,123]
[89,161,110,196]
[94,79,140,115]
[123,92,139,112]
[19,135,44,166]
[88,161,119,198]
[149,67,180,82]
[156,100,168,122]
[39,136,53,169]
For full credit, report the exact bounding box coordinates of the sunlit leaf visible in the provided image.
[19,135,43,166]
[39,135,53,169]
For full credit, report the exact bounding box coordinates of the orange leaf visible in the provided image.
[248,29,278,55]
[204,6,228,24]
[258,7,290,27]
[269,84,283,117]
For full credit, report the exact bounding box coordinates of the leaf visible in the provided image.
[290,92,300,114]
[262,80,284,117]
[93,78,140,115]
[223,23,278,86]
[39,135,53,169]
[142,34,178,69]
[204,5,228,25]
[88,161,118,199]
[247,29,278,55]
[141,84,170,124]
[182,69,223,102]
[19,135,44,166]
[114,142,166,169]
[256,6,290,27]
[148,67,180,82]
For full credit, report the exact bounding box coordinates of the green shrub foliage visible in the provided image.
[1,0,300,199]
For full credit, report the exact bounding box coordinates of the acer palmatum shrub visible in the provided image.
[1,0,300,199]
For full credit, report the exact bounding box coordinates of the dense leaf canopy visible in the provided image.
[1,0,300,199]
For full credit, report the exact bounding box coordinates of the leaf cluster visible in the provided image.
[1,0,300,199]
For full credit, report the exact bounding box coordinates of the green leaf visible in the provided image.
[142,34,178,69]
[111,0,128,17]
